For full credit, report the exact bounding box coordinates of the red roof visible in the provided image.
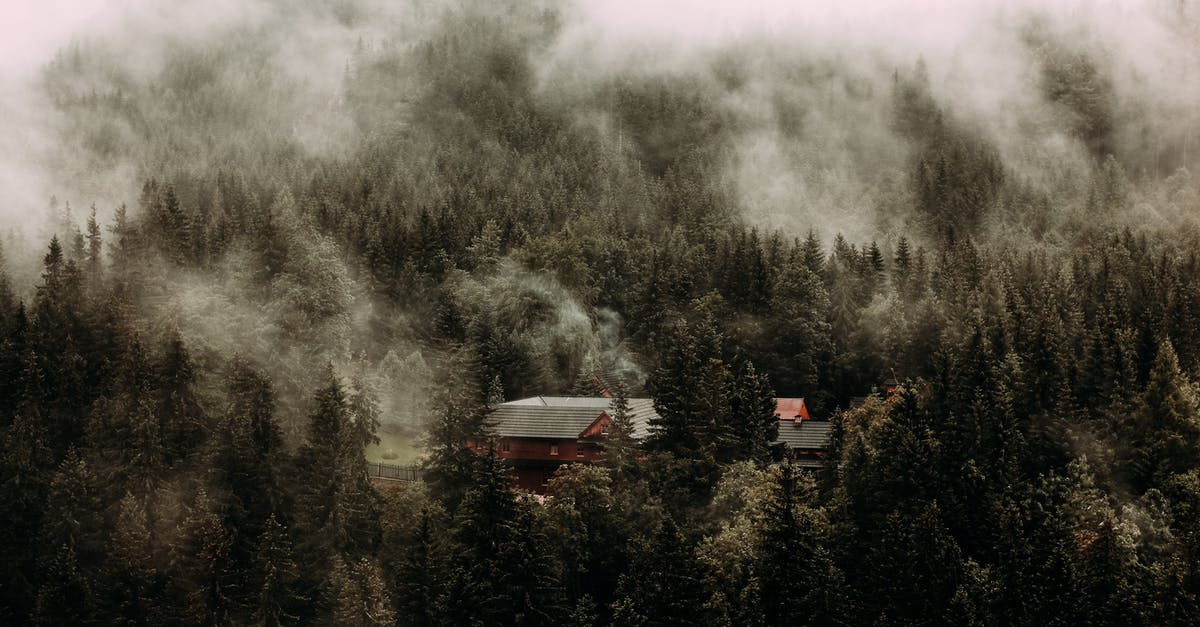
[776,398,810,422]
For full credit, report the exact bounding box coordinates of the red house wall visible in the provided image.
[465,436,606,493]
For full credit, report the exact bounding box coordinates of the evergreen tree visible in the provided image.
[423,385,489,512]
[729,359,779,463]
[211,356,285,557]
[329,557,396,626]
[386,507,449,626]
[612,517,708,626]
[0,240,14,328]
[85,205,103,283]
[603,386,639,476]
[0,410,53,618]
[157,331,206,465]
[893,236,912,294]
[800,229,825,276]
[36,449,105,605]
[753,463,841,626]
[252,514,302,626]
[1128,340,1200,488]
[292,366,381,614]
[101,493,161,624]
[169,488,236,624]
[32,543,94,625]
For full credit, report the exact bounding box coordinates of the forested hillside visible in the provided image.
[3,0,1200,624]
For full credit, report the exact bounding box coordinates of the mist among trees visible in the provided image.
[3,0,1200,624]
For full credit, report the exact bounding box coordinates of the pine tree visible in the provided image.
[767,257,831,404]
[85,334,163,500]
[329,556,396,626]
[894,236,912,295]
[0,409,53,619]
[292,366,381,613]
[348,368,383,451]
[37,449,104,575]
[545,464,632,620]
[754,463,840,626]
[102,493,161,624]
[85,205,103,283]
[858,502,965,625]
[31,451,103,623]
[1129,339,1200,488]
[170,488,236,625]
[646,319,709,455]
[867,241,885,276]
[0,303,28,422]
[423,385,489,512]
[32,542,95,625]
[800,229,825,276]
[603,386,638,475]
[158,331,206,465]
[611,516,708,626]
[0,239,15,328]
[293,365,353,593]
[212,356,284,543]
[451,450,518,623]
[252,514,302,626]
[1075,516,1138,626]
[730,359,779,463]
[388,507,449,626]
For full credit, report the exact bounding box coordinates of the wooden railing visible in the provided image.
[368,462,423,482]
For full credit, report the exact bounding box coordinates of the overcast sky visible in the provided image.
[0,0,1151,80]
[0,0,110,80]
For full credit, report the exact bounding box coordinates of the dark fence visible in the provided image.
[368,462,423,482]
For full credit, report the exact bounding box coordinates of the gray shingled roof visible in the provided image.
[774,420,833,450]
[487,396,660,440]
[623,398,658,439]
[486,404,604,439]
[505,396,610,408]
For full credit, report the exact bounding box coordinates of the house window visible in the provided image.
[501,439,510,452]
[576,444,585,457]
[550,443,559,456]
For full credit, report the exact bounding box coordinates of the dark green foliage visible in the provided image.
[292,366,382,615]
[1125,340,1200,489]
[892,63,1006,240]
[383,505,450,626]
[450,451,565,625]
[157,331,207,465]
[328,556,396,626]
[752,464,841,626]
[252,514,303,626]
[612,517,708,626]
[5,3,1200,625]
[168,489,236,624]
[1033,39,1116,160]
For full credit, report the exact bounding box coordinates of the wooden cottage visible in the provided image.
[474,395,833,492]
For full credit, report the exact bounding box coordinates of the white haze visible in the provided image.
[0,0,110,238]
[545,0,1200,239]
[3,0,1199,240]
[0,0,1198,414]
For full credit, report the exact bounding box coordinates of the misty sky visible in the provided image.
[0,0,1188,239]
[0,0,110,79]
[0,0,1160,76]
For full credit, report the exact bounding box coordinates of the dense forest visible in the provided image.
[3,0,1200,624]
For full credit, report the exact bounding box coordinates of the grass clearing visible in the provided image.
[366,424,426,464]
